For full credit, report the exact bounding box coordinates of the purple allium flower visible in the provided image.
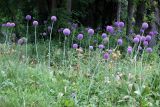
[58,28,64,33]
[133,37,140,44]
[117,38,123,46]
[77,34,83,40]
[25,15,31,21]
[10,23,15,27]
[146,47,152,53]
[153,31,158,35]
[6,22,12,27]
[33,21,38,26]
[142,22,148,29]
[102,33,107,38]
[138,46,142,50]
[51,16,57,22]
[149,31,154,36]
[114,21,119,27]
[143,41,148,46]
[72,44,78,49]
[48,26,52,32]
[119,22,125,28]
[103,53,109,60]
[108,49,113,54]
[99,44,105,49]
[135,35,141,39]
[43,32,47,36]
[63,28,71,36]
[127,46,132,54]
[146,35,152,41]
[88,28,94,36]
[140,29,144,33]
[89,46,93,50]
[141,36,146,42]
[106,26,114,33]
[18,37,27,45]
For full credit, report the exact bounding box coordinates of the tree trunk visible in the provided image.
[117,0,121,21]
[51,0,57,14]
[126,0,134,35]
[67,0,72,15]
[135,0,145,32]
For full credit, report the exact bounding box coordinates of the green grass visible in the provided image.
[0,43,160,107]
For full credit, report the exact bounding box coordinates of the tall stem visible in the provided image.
[25,21,29,63]
[35,26,39,62]
[48,22,54,70]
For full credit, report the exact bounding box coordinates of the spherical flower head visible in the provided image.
[72,44,78,49]
[10,23,15,27]
[106,26,114,33]
[119,22,125,28]
[108,49,113,54]
[138,46,142,50]
[127,46,132,54]
[102,33,107,38]
[117,38,123,46]
[149,31,154,36]
[135,34,141,39]
[142,22,148,29]
[51,16,57,22]
[88,28,94,36]
[153,31,158,35]
[143,41,148,47]
[77,34,83,40]
[140,29,144,33]
[114,21,119,27]
[43,32,47,36]
[25,15,31,21]
[146,47,152,53]
[133,37,140,44]
[146,35,152,41]
[6,22,12,27]
[48,26,52,32]
[33,21,38,26]
[89,46,93,50]
[99,44,105,49]
[18,37,27,45]
[63,28,71,36]
[103,53,109,60]
[141,36,146,42]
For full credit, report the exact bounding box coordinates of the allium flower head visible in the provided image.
[141,36,146,42]
[72,44,78,49]
[43,32,47,36]
[77,34,83,40]
[63,28,71,36]
[108,49,113,54]
[10,23,15,27]
[119,22,125,28]
[146,35,152,41]
[6,22,12,27]
[143,41,148,46]
[117,38,123,46]
[142,22,148,29]
[106,26,114,33]
[51,16,57,22]
[102,33,107,38]
[146,47,152,53]
[114,21,119,27]
[133,37,140,44]
[88,28,94,36]
[153,31,158,35]
[140,29,144,33]
[99,44,105,49]
[149,31,154,36]
[25,15,31,21]
[127,46,132,54]
[33,21,38,26]
[89,46,93,50]
[138,46,142,50]
[103,53,109,60]
[48,26,52,32]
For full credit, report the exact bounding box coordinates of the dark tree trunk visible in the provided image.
[135,0,145,32]
[126,0,134,35]
[67,0,72,15]
[51,0,57,14]
[117,0,121,21]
